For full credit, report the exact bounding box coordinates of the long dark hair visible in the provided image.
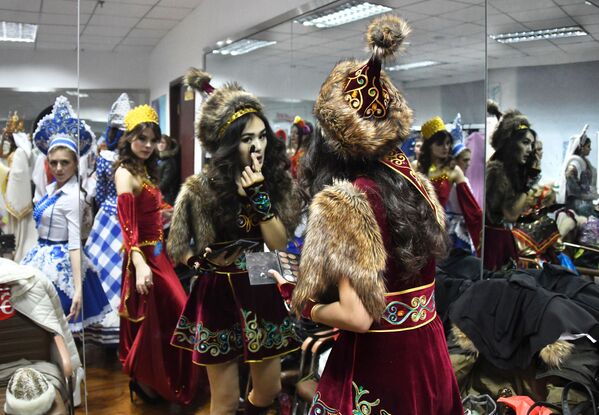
[113,122,161,183]
[417,130,452,175]
[206,112,292,238]
[490,128,538,193]
[299,125,447,279]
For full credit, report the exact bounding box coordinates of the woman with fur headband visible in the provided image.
[168,69,300,415]
[114,105,203,405]
[485,102,540,270]
[273,15,462,415]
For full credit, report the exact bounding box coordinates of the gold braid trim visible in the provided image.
[218,108,258,137]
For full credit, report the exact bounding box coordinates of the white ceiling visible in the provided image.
[1,0,598,86]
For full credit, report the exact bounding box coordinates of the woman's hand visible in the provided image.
[237,153,265,196]
[267,269,287,286]
[203,246,243,267]
[135,261,153,295]
[67,289,82,321]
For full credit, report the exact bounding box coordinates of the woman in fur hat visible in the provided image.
[114,104,204,405]
[417,116,482,252]
[485,102,540,270]
[168,69,299,415]
[272,14,463,415]
[558,125,598,217]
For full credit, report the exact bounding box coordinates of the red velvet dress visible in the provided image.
[308,176,463,415]
[117,181,205,404]
[170,199,299,365]
[430,173,482,251]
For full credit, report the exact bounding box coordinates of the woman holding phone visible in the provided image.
[168,70,300,415]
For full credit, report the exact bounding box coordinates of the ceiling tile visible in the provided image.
[441,5,484,23]
[114,44,154,53]
[490,0,555,13]
[508,8,568,23]
[36,41,75,50]
[0,10,39,24]
[158,0,204,7]
[402,0,470,15]
[146,6,192,20]
[38,24,78,35]
[95,3,152,17]
[128,28,169,38]
[79,34,121,45]
[80,42,115,51]
[39,13,78,25]
[84,25,131,37]
[42,0,86,14]
[122,36,160,46]
[135,18,178,30]
[0,0,41,12]
[562,4,599,17]
[86,14,139,27]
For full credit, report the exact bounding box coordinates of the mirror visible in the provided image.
[0,1,87,414]
[205,0,486,260]
[484,0,599,273]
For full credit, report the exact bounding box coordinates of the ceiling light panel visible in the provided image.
[295,2,392,29]
[0,21,37,43]
[489,26,588,43]
[212,39,277,56]
[386,61,440,71]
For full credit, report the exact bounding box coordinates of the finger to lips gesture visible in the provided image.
[240,152,264,188]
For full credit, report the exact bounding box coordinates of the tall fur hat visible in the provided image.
[184,68,263,153]
[314,14,413,160]
[487,101,534,151]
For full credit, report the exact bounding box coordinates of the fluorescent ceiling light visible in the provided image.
[13,87,57,93]
[66,90,89,98]
[490,26,588,44]
[1,21,37,43]
[212,39,276,56]
[295,1,392,29]
[386,61,440,71]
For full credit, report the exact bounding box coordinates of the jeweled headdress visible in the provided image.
[3,111,25,136]
[314,14,413,159]
[33,96,94,156]
[184,67,263,153]
[123,104,159,132]
[109,93,133,130]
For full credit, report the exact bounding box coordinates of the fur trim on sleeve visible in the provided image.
[166,174,216,264]
[292,180,388,319]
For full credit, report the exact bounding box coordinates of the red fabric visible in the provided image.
[290,149,304,179]
[497,396,554,415]
[431,175,452,208]
[483,225,519,271]
[117,184,206,404]
[309,177,463,415]
[456,181,483,252]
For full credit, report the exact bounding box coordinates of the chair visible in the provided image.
[0,285,74,415]
[291,327,339,415]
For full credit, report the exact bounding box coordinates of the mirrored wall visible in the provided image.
[485,0,599,272]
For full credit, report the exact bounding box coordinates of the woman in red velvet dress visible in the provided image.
[114,105,203,405]
[417,116,482,251]
[285,15,463,415]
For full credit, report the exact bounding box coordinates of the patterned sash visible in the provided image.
[368,280,436,333]
[380,149,439,220]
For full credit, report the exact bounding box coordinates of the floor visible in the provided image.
[77,344,210,415]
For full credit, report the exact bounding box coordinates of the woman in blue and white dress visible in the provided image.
[83,93,132,343]
[22,96,110,332]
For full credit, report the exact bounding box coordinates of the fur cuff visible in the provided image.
[539,340,573,369]
[293,180,387,319]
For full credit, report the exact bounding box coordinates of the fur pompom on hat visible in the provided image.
[314,14,413,160]
[4,368,56,415]
[184,68,263,153]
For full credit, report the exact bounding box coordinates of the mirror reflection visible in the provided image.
[0,2,87,415]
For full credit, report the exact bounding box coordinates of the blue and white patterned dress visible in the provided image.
[21,175,111,332]
[83,150,123,343]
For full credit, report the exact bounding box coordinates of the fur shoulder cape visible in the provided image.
[167,173,301,264]
[292,180,388,320]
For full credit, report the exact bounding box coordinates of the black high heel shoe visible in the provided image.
[129,380,161,405]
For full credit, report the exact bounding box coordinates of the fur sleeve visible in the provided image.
[292,180,388,320]
[166,174,216,264]
[273,179,301,238]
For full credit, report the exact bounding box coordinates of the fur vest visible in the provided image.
[167,173,300,264]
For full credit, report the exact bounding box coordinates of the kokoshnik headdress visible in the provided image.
[123,104,159,133]
[33,96,94,156]
[183,68,263,154]
[105,93,134,150]
[314,14,413,160]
